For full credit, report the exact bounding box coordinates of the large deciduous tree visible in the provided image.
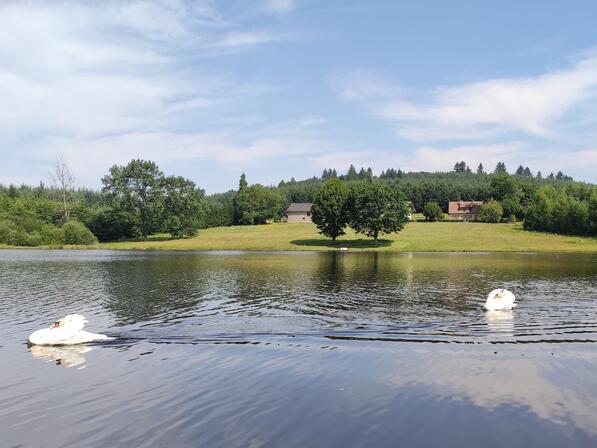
[311,178,350,241]
[101,159,165,236]
[162,176,205,237]
[235,184,285,225]
[347,183,409,243]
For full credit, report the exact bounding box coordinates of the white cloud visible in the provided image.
[308,142,597,182]
[219,31,282,48]
[407,142,529,172]
[0,0,301,190]
[333,56,597,142]
[261,0,296,14]
[0,0,291,138]
[36,132,329,187]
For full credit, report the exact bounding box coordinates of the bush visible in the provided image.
[88,208,138,242]
[40,224,65,245]
[422,202,444,222]
[508,214,517,223]
[62,220,98,245]
[501,195,522,219]
[479,200,503,223]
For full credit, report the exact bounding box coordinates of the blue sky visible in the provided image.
[1,0,597,193]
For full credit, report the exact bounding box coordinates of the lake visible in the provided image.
[1,250,596,447]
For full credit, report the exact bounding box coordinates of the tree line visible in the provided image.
[1,158,595,246]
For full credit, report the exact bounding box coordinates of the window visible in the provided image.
[307,211,311,216]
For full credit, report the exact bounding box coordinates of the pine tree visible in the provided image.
[476,163,484,175]
[346,165,358,181]
[239,173,248,190]
[494,162,507,173]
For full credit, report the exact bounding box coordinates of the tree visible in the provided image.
[88,208,137,242]
[515,165,525,176]
[522,167,532,177]
[233,173,248,225]
[422,202,443,221]
[494,162,507,174]
[346,164,358,181]
[476,163,485,175]
[501,194,522,219]
[162,176,205,237]
[311,178,350,241]
[235,184,285,225]
[239,173,248,190]
[589,192,597,236]
[101,159,165,237]
[453,161,467,173]
[536,170,543,180]
[479,200,503,223]
[50,153,75,222]
[490,173,519,201]
[347,183,409,243]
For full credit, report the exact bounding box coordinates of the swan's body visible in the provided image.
[484,289,517,311]
[28,314,113,346]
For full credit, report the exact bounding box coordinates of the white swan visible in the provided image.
[28,314,113,345]
[484,289,517,311]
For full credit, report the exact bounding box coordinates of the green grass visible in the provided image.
[1,222,595,252]
[91,222,597,252]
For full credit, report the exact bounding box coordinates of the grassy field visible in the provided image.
[84,222,597,252]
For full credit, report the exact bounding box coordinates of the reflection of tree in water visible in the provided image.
[97,252,597,335]
[100,255,212,325]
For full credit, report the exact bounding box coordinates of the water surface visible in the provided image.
[1,250,596,447]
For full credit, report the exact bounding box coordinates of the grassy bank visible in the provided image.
[86,222,597,252]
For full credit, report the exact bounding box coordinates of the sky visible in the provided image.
[1,0,597,193]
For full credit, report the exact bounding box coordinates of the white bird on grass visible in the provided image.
[28,314,113,345]
[484,289,517,311]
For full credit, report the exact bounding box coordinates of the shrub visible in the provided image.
[508,214,517,223]
[501,195,522,219]
[422,202,444,222]
[62,220,98,245]
[479,200,503,223]
[88,208,138,242]
[40,224,65,245]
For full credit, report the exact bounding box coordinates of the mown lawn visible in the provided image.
[94,222,597,252]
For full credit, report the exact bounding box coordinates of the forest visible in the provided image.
[0,159,595,247]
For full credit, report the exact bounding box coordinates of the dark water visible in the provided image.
[1,250,596,448]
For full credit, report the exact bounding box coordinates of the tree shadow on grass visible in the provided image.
[290,238,392,249]
[120,234,194,243]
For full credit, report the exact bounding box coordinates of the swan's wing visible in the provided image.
[64,314,87,332]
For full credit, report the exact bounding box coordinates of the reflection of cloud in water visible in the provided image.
[379,348,597,436]
[29,345,94,368]
[485,310,514,334]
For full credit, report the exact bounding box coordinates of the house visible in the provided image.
[448,200,484,221]
[283,203,313,223]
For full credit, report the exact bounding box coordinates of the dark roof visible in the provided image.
[286,202,312,213]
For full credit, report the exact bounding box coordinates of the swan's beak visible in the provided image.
[50,321,61,329]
